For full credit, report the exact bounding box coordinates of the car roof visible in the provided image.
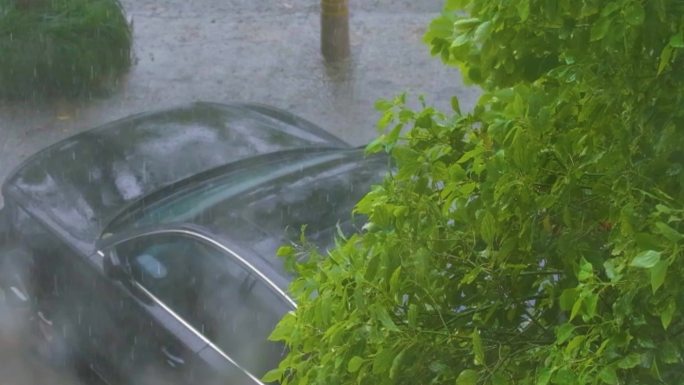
[3,103,349,254]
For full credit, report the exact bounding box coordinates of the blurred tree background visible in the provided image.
[0,0,131,99]
[268,1,684,384]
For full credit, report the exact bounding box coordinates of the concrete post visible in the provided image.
[321,0,350,61]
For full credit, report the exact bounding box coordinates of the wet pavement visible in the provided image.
[0,0,478,383]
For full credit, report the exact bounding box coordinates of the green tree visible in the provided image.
[267,1,684,384]
[0,0,132,98]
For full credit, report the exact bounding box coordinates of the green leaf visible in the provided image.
[599,367,618,384]
[472,329,485,365]
[658,46,674,75]
[365,135,386,154]
[276,245,295,258]
[635,232,662,250]
[374,305,400,332]
[630,250,661,268]
[389,348,406,379]
[623,2,645,25]
[559,288,577,311]
[577,258,593,282]
[389,266,402,293]
[669,32,684,48]
[455,369,479,385]
[473,20,492,42]
[444,0,468,11]
[347,356,364,373]
[374,99,394,112]
[590,16,611,41]
[516,1,530,21]
[617,353,641,369]
[378,111,394,130]
[480,211,496,246]
[453,17,481,30]
[458,146,485,164]
[603,259,620,282]
[262,368,282,383]
[565,336,585,355]
[554,369,575,384]
[659,341,682,364]
[600,2,620,16]
[570,297,583,321]
[555,323,574,345]
[656,204,675,214]
[269,312,295,341]
[655,221,683,242]
[536,367,553,385]
[407,304,418,327]
[661,299,676,330]
[650,260,668,294]
[372,348,396,374]
[583,292,598,319]
[451,96,461,114]
[581,2,599,17]
[429,361,448,373]
[491,372,510,385]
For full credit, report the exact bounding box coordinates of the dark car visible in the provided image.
[0,102,387,384]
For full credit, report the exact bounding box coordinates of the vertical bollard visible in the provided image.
[321,0,350,61]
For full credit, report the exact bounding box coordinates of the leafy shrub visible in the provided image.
[0,0,132,98]
[269,1,684,385]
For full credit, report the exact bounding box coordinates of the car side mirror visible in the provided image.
[103,251,127,282]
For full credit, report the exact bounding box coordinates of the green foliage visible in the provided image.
[0,0,132,98]
[269,1,684,384]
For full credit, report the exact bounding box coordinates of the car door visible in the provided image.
[192,244,293,381]
[200,273,291,383]
[92,232,215,384]
[99,229,292,384]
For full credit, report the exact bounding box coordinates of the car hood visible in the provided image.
[2,102,348,253]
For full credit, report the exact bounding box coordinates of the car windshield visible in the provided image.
[196,155,386,277]
[118,149,386,282]
[107,149,347,232]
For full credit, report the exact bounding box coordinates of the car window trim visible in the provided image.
[133,281,266,385]
[104,228,297,309]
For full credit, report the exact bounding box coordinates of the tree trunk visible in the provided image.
[321,0,350,61]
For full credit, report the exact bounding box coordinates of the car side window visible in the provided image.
[116,233,219,326]
[203,269,291,376]
[114,232,290,376]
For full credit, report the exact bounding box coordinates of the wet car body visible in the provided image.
[0,102,387,384]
